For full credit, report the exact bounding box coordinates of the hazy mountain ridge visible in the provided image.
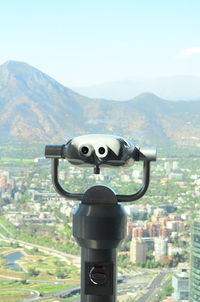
[73,76,200,101]
[0,61,200,146]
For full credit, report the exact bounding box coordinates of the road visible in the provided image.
[23,271,157,301]
[136,271,169,302]
[33,270,168,302]
[24,285,80,302]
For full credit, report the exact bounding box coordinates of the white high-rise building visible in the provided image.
[154,237,168,261]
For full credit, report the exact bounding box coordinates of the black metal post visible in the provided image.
[73,186,127,302]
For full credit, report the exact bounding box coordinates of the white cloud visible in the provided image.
[177,47,200,58]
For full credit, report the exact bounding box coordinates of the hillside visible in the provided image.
[0,61,200,146]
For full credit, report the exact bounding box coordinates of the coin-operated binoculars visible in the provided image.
[45,134,156,302]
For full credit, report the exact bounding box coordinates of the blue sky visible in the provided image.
[1,0,200,86]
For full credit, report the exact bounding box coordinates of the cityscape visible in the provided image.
[0,147,199,301]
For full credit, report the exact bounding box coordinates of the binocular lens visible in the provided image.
[81,146,90,155]
[98,147,106,155]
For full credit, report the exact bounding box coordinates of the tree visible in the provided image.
[56,268,69,279]
[29,247,40,255]
[27,267,40,277]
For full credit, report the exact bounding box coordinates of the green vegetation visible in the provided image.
[0,215,79,255]
[156,282,173,301]
[118,252,183,270]
[0,280,71,296]
[161,273,173,286]
[117,297,135,302]
[0,143,44,159]
[0,289,29,295]
[0,240,79,282]
[64,297,81,301]
[27,267,40,277]
[0,158,34,166]
[0,216,18,237]
[0,239,79,301]
[0,290,30,302]
[30,283,70,296]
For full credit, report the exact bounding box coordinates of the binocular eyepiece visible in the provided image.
[79,144,108,158]
[45,134,156,174]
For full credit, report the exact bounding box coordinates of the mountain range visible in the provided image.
[0,60,200,146]
[73,76,200,101]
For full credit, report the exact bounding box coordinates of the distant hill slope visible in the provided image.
[0,60,200,146]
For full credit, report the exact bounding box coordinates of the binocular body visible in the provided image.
[45,134,156,174]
